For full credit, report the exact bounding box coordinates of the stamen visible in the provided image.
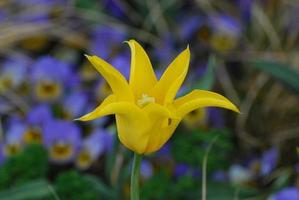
[137,94,155,107]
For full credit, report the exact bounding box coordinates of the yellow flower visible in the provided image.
[77,40,239,154]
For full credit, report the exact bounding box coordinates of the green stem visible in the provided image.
[130,153,142,200]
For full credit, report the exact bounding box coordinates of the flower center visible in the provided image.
[137,94,155,108]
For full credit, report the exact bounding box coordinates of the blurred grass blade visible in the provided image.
[83,175,116,199]
[250,60,299,94]
[193,55,216,90]
[0,179,52,200]
[201,134,219,200]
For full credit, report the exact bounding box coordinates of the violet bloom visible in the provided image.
[260,148,278,176]
[102,0,126,19]
[174,163,191,178]
[75,129,113,170]
[208,108,225,128]
[90,25,126,59]
[3,121,27,156]
[179,15,203,40]
[0,142,6,165]
[269,187,299,200]
[140,160,153,180]
[209,15,242,52]
[0,58,28,91]
[212,170,228,182]
[43,120,81,163]
[63,91,88,120]
[23,104,53,145]
[31,56,72,102]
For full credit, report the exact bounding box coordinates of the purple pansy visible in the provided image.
[76,128,113,169]
[260,148,278,176]
[63,91,88,119]
[140,160,153,179]
[270,187,299,200]
[43,120,81,163]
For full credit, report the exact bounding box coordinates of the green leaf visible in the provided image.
[83,175,116,199]
[192,55,217,90]
[0,179,52,200]
[250,60,299,94]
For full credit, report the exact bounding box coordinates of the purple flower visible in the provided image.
[75,128,113,169]
[0,58,28,91]
[110,53,130,79]
[174,163,190,177]
[27,104,53,126]
[209,15,242,37]
[260,148,278,176]
[208,108,225,128]
[179,15,203,40]
[63,91,88,119]
[102,0,126,19]
[43,120,81,163]
[31,56,71,83]
[31,56,72,101]
[3,121,27,156]
[0,143,6,165]
[212,170,228,182]
[270,187,299,200]
[140,160,153,179]
[90,26,126,59]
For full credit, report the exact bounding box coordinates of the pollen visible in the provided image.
[137,94,155,107]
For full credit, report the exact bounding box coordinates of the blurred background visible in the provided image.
[0,0,299,199]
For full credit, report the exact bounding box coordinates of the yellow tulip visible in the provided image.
[77,40,239,154]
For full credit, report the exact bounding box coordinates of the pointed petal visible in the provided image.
[153,46,190,104]
[142,103,180,153]
[75,95,116,121]
[85,55,134,101]
[174,90,240,117]
[126,40,157,98]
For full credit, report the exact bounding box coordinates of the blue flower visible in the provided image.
[27,104,53,126]
[270,187,299,200]
[21,104,53,145]
[43,120,81,163]
[3,121,27,156]
[174,163,190,178]
[140,160,153,180]
[90,26,126,60]
[0,58,28,91]
[102,0,126,19]
[0,142,6,165]
[260,148,278,176]
[63,91,88,119]
[75,128,113,170]
[209,15,242,52]
[31,56,72,101]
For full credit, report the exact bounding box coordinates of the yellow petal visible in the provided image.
[75,95,116,121]
[126,40,157,98]
[174,89,240,117]
[142,103,181,154]
[85,55,134,101]
[152,46,190,104]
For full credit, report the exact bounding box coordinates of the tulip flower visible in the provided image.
[77,39,239,200]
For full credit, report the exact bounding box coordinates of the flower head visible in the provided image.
[77,40,239,154]
[75,128,113,170]
[31,56,71,101]
[43,120,81,163]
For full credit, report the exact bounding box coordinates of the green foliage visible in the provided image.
[54,170,101,200]
[141,170,200,200]
[192,55,216,90]
[250,60,299,94]
[0,144,48,190]
[0,179,53,200]
[141,170,170,200]
[171,128,233,172]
